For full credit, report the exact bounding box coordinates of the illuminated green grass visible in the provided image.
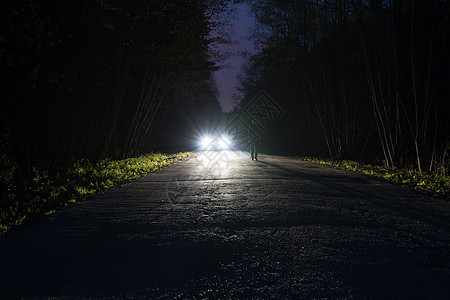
[299,157,449,196]
[0,152,190,235]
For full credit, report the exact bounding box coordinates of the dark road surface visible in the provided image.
[1,151,449,299]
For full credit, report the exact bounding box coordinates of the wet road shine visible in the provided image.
[1,151,449,298]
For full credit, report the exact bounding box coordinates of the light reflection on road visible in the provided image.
[197,150,248,176]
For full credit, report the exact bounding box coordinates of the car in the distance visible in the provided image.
[199,134,232,150]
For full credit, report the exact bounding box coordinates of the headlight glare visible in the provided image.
[200,136,213,149]
[219,135,231,149]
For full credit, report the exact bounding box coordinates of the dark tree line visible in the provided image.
[236,0,449,174]
[0,0,226,181]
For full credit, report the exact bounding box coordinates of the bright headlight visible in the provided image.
[218,135,231,149]
[200,136,213,149]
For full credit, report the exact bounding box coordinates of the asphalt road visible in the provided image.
[1,151,449,299]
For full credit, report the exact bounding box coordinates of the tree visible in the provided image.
[236,0,449,172]
[0,0,229,204]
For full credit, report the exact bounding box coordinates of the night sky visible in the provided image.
[214,3,256,113]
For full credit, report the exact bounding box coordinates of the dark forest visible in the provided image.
[0,0,225,205]
[236,0,449,174]
[1,0,449,217]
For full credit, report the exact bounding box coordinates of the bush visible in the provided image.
[299,157,449,196]
[0,152,190,235]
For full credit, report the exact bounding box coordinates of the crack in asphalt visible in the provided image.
[0,151,449,298]
[258,159,450,233]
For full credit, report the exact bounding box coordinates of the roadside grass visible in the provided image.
[299,157,449,197]
[0,152,191,235]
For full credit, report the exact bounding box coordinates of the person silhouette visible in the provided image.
[248,118,260,160]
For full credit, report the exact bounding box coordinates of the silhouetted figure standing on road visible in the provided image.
[248,118,260,161]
